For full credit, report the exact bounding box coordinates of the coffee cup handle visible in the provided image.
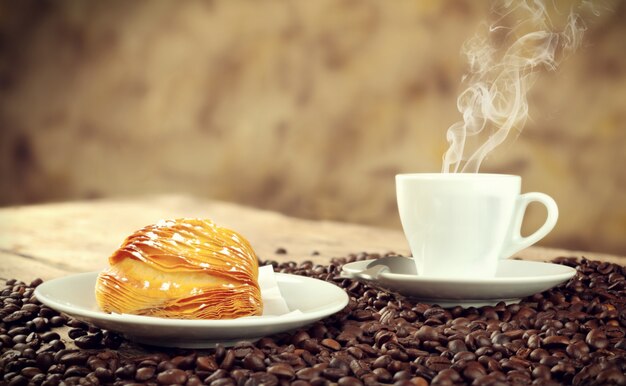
[502,192,559,259]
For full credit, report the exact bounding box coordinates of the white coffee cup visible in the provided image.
[396,173,558,278]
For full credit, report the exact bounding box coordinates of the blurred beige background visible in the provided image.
[1,1,625,255]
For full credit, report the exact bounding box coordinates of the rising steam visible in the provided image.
[442,0,590,173]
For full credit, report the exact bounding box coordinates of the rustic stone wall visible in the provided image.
[1,0,625,255]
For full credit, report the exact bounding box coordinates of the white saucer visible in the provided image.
[341,258,576,307]
[35,272,348,348]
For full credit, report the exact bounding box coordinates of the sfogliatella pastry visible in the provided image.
[95,219,262,319]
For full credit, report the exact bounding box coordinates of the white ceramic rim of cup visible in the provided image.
[396,173,520,180]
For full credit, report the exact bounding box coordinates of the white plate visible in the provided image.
[342,258,576,307]
[35,272,348,348]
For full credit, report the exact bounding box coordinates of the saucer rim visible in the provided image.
[34,271,349,328]
[343,259,576,284]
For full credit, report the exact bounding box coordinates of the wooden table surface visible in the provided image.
[1,194,624,282]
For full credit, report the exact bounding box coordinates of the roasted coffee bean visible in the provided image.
[7,375,28,386]
[243,353,266,371]
[115,363,137,379]
[196,355,219,371]
[35,352,54,371]
[59,351,90,366]
[372,354,392,369]
[463,361,487,380]
[187,375,204,386]
[268,363,296,379]
[425,356,451,372]
[220,349,235,370]
[29,317,47,331]
[338,376,363,386]
[67,328,87,340]
[48,315,66,327]
[8,327,30,337]
[39,331,60,343]
[372,367,393,383]
[74,334,102,349]
[157,360,175,372]
[102,330,123,349]
[171,353,196,369]
[542,335,570,348]
[566,340,590,359]
[321,338,341,350]
[247,372,279,386]
[30,373,46,384]
[431,368,461,384]
[135,366,155,381]
[66,319,88,329]
[20,366,41,378]
[586,329,610,350]
[448,339,468,353]
[94,367,114,381]
[415,325,438,341]
[37,339,65,354]
[204,369,229,383]
[157,368,188,384]
[63,365,90,377]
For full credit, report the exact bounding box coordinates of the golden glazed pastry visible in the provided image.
[95,219,262,319]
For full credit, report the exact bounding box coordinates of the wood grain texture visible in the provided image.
[0,195,623,283]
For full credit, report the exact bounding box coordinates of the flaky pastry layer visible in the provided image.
[95,218,262,319]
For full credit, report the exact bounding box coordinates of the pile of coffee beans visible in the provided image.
[1,254,625,386]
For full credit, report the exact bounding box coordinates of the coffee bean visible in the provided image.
[425,356,451,372]
[67,328,87,340]
[247,372,278,386]
[63,365,90,377]
[204,369,228,384]
[220,350,235,370]
[187,375,204,386]
[8,327,30,337]
[95,367,114,381]
[542,335,570,348]
[7,375,28,386]
[66,319,88,329]
[431,368,461,384]
[39,331,59,343]
[596,366,626,385]
[172,353,196,369]
[268,363,295,379]
[321,338,341,350]
[243,353,266,371]
[372,367,393,383]
[48,315,66,327]
[338,376,363,386]
[115,363,137,379]
[197,355,219,371]
[586,329,610,350]
[29,317,47,331]
[74,334,102,349]
[102,330,123,349]
[157,368,188,384]
[371,354,392,369]
[463,361,487,380]
[20,366,41,378]
[448,339,468,353]
[135,366,155,381]
[566,340,590,360]
[415,325,438,341]
[35,352,54,371]
[59,351,90,366]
